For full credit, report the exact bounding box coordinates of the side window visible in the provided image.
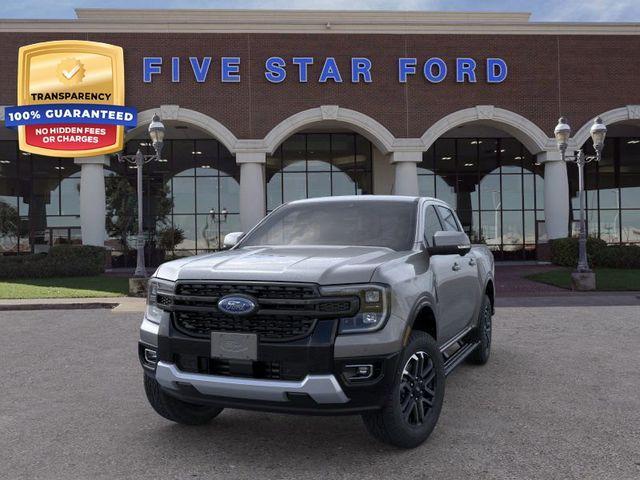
[436,205,461,232]
[424,205,443,246]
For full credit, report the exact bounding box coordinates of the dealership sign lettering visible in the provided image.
[143,56,508,84]
[5,40,136,157]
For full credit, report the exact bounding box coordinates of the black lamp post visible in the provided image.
[554,116,607,281]
[117,114,165,278]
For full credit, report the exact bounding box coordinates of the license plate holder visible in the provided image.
[210,332,258,361]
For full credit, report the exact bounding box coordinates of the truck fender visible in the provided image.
[402,295,439,347]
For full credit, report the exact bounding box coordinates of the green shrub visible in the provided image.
[0,245,106,279]
[550,237,640,268]
[157,226,185,252]
[593,244,640,268]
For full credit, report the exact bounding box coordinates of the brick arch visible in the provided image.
[420,106,553,154]
[263,105,396,155]
[127,105,239,154]
[572,105,640,148]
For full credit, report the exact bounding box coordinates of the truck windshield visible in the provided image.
[239,200,417,251]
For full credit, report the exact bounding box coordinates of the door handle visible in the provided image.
[452,262,461,271]
[468,258,476,267]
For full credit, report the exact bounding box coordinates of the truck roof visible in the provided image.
[286,195,446,206]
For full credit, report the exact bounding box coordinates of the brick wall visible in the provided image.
[0,32,638,140]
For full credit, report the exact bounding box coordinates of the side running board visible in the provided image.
[442,340,480,376]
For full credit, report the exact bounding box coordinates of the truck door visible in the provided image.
[430,205,480,342]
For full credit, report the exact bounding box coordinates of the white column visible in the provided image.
[391,151,422,196]
[237,151,266,233]
[74,155,109,246]
[538,151,569,239]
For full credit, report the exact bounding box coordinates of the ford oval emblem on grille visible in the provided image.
[217,295,257,316]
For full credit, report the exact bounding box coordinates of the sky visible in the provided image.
[0,0,639,22]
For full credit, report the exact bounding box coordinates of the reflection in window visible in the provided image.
[0,144,82,253]
[569,137,640,245]
[266,133,372,211]
[419,138,543,258]
[621,210,640,243]
[115,138,240,257]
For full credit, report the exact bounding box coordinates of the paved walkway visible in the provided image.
[495,264,568,297]
[3,306,639,479]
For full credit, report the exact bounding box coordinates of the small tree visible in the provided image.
[157,226,185,252]
[0,201,21,250]
[105,176,137,251]
[104,176,173,252]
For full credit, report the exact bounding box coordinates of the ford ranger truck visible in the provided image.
[139,196,495,448]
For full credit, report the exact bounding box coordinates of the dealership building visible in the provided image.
[0,9,639,264]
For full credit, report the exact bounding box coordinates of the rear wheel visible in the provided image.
[144,375,224,425]
[362,331,445,448]
[467,294,492,365]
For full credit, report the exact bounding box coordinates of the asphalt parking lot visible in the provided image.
[1,305,639,480]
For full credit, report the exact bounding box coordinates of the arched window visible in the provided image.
[0,141,82,253]
[266,133,373,212]
[569,136,640,244]
[418,137,543,260]
[110,138,240,262]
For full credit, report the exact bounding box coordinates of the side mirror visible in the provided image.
[427,231,471,256]
[223,232,245,249]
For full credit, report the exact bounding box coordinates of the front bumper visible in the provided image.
[156,361,348,403]
[140,313,401,415]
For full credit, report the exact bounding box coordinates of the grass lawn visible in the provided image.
[526,268,640,291]
[0,276,130,299]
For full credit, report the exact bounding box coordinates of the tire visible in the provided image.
[144,374,224,425]
[467,294,492,365]
[362,331,445,449]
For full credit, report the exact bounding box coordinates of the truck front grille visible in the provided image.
[173,311,316,342]
[167,281,359,343]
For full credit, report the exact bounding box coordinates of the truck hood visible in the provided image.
[154,246,406,285]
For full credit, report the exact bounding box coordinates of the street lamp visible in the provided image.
[117,113,165,278]
[553,116,607,279]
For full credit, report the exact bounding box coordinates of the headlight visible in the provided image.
[319,284,390,334]
[146,278,175,324]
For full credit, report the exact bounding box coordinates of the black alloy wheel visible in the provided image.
[399,351,437,426]
[362,331,445,448]
[468,293,492,365]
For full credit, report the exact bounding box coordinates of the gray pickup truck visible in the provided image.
[139,196,494,448]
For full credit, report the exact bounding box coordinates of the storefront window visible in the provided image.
[419,137,543,259]
[104,138,239,265]
[0,142,83,253]
[569,137,640,245]
[3,132,639,261]
[266,133,373,211]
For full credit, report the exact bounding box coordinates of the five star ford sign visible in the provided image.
[4,40,137,158]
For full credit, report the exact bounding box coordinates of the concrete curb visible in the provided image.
[497,293,640,308]
[0,296,146,312]
[0,302,119,311]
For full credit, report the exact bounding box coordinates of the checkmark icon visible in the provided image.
[57,59,84,85]
[62,64,80,79]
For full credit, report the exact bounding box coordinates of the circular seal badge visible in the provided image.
[56,58,85,86]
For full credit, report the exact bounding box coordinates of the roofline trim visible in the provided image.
[75,8,533,23]
[0,9,640,34]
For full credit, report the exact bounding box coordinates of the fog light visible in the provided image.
[344,364,373,381]
[362,312,378,324]
[144,348,158,365]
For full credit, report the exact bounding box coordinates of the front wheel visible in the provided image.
[467,294,492,365]
[144,375,224,425]
[362,331,445,448]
